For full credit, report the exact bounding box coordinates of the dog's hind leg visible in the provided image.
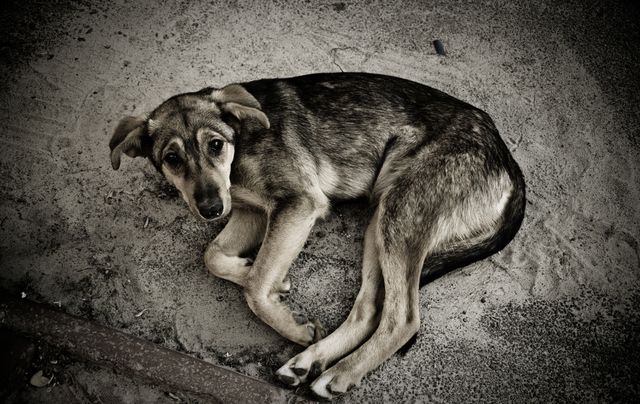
[275,209,384,386]
[308,144,514,398]
[309,196,425,399]
[205,208,267,288]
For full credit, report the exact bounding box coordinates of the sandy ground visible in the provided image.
[1,0,639,402]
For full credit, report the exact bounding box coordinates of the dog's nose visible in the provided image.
[197,197,224,219]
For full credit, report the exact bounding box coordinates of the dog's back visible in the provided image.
[239,73,525,285]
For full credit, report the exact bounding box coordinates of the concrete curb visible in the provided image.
[0,297,309,404]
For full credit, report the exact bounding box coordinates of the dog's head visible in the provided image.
[109,84,269,221]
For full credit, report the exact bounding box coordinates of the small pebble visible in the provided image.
[433,39,446,56]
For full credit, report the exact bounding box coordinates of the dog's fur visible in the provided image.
[109,72,525,399]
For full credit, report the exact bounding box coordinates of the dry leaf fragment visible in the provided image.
[30,370,52,387]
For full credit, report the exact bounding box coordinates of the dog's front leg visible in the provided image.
[205,209,267,288]
[244,197,325,346]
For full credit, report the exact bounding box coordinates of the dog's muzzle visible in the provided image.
[197,196,224,219]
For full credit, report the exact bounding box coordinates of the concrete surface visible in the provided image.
[12,362,204,404]
[0,297,300,403]
[1,0,639,402]
[2,336,210,404]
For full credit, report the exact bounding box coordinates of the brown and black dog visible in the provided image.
[109,72,525,399]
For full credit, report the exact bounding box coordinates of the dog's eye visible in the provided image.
[164,152,181,166]
[208,139,224,156]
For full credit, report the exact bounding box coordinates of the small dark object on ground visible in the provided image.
[433,39,446,55]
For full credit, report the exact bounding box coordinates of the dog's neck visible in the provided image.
[229,141,271,212]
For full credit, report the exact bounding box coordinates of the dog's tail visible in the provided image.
[419,163,526,287]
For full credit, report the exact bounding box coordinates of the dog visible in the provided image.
[109,72,525,399]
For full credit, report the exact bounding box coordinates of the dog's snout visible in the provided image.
[197,196,224,219]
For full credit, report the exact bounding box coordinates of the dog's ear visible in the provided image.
[212,84,270,129]
[109,115,151,170]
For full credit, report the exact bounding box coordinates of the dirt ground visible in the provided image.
[1,0,639,402]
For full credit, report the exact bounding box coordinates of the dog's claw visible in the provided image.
[276,277,291,297]
[280,276,291,292]
[298,318,325,345]
[306,323,316,340]
[311,318,326,342]
[293,312,309,325]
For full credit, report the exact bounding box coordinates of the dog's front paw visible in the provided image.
[288,316,325,346]
[310,367,359,400]
[205,253,252,287]
[297,317,326,343]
